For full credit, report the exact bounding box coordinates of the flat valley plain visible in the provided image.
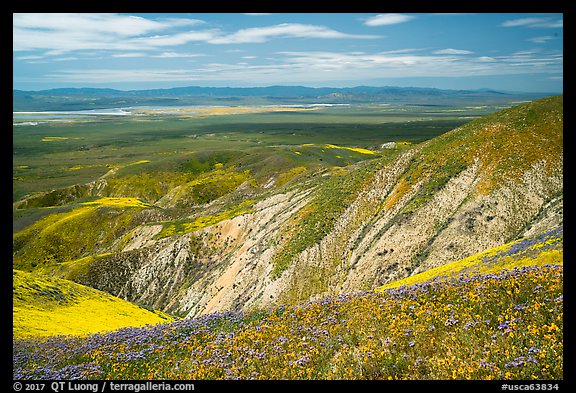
[13,102,511,205]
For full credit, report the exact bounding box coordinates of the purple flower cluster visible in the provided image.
[505,356,538,368]
[483,226,563,264]
[528,347,541,355]
[14,362,102,380]
[13,307,253,380]
[464,321,479,330]
[293,355,311,366]
[513,303,526,311]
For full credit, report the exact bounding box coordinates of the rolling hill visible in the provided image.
[12,94,563,380]
[13,95,562,320]
[13,269,172,338]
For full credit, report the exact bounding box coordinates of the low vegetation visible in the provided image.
[13,270,171,338]
[13,204,144,271]
[13,262,562,379]
[13,104,476,203]
[156,200,255,239]
[387,95,562,213]
[165,169,253,208]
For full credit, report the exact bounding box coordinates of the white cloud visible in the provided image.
[364,14,415,27]
[528,36,558,44]
[69,50,206,60]
[46,47,563,86]
[271,50,562,80]
[52,57,79,62]
[207,23,381,44]
[44,50,69,56]
[15,55,43,60]
[133,31,220,47]
[433,48,474,55]
[159,17,206,27]
[13,13,166,37]
[45,69,203,83]
[152,52,207,58]
[242,56,257,59]
[379,48,424,54]
[501,17,563,28]
[14,15,381,55]
[22,60,49,65]
[13,13,207,53]
[511,50,541,56]
[112,52,148,58]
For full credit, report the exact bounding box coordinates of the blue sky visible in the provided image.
[13,13,563,92]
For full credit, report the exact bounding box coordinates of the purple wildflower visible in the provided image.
[505,356,526,368]
[293,355,310,366]
[528,347,541,355]
[464,322,477,330]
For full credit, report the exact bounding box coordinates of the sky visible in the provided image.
[13,13,563,92]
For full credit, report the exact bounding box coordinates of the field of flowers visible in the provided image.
[13,270,172,339]
[13,264,562,380]
[377,226,563,291]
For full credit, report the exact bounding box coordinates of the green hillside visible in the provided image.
[13,270,172,338]
[270,96,563,291]
[13,198,152,272]
[388,95,562,215]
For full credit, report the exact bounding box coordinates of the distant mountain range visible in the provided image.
[13,85,549,111]
[14,85,513,97]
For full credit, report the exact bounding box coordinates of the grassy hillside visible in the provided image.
[13,198,153,272]
[13,270,172,338]
[269,96,562,283]
[376,226,563,291]
[12,96,563,380]
[388,95,562,215]
[13,262,562,379]
[270,146,408,278]
[13,96,562,316]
